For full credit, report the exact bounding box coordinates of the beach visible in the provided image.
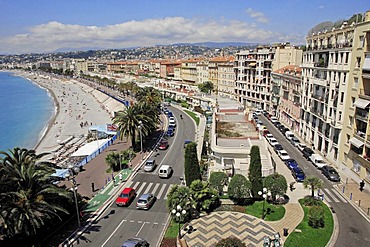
[16,71,118,164]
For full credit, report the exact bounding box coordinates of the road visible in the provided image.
[259,114,370,247]
[73,106,196,247]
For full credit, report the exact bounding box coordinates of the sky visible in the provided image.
[0,0,367,54]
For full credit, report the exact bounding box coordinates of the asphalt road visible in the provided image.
[73,106,196,247]
[259,114,370,247]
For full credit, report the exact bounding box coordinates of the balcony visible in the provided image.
[355,111,369,122]
[354,129,366,142]
[359,88,370,101]
[312,94,324,102]
[311,77,327,87]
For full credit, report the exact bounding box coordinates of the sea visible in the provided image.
[0,71,54,153]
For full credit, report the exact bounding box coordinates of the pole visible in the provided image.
[262,198,266,219]
[72,179,81,227]
[139,126,143,160]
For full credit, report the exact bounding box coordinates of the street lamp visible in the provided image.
[171,205,187,239]
[69,173,81,227]
[138,121,143,160]
[258,187,272,219]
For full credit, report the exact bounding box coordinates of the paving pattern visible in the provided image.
[183,211,277,247]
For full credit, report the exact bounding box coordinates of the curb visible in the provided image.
[333,184,370,224]
[322,200,339,247]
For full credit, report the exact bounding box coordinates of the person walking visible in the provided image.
[91,182,95,192]
[119,173,123,183]
[360,180,365,192]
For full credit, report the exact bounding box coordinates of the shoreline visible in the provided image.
[11,71,113,159]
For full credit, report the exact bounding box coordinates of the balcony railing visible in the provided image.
[359,88,370,101]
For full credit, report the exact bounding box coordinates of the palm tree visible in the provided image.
[0,147,72,239]
[303,176,324,197]
[112,104,154,150]
[135,87,162,106]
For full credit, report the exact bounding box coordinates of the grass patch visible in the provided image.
[184,110,200,126]
[164,218,184,238]
[245,201,286,221]
[284,199,333,247]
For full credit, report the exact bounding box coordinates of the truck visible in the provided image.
[310,154,326,169]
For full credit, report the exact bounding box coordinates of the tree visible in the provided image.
[190,180,220,213]
[215,236,246,247]
[209,172,228,195]
[227,174,251,205]
[308,206,325,228]
[0,148,72,240]
[263,173,287,203]
[184,142,201,186]
[303,176,324,197]
[135,87,162,106]
[105,152,120,171]
[112,104,155,151]
[248,145,263,198]
[198,81,214,94]
[166,185,193,222]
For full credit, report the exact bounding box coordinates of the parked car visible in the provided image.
[297,143,307,152]
[265,133,274,140]
[122,237,149,247]
[285,131,295,141]
[278,150,291,161]
[290,137,300,147]
[322,165,341,182]
[270,116,278,123]
[285,159,299,170]
[310,153,326,169]
[274,144,283,153]
[302,147,314,159]
[143,159,156,172]
[280,127,290,134]
[273,121,282,127]
[136,193,156,210]
[115,188,136,207]
[158,140,169,150]
[166,127,174,137]
[262,129,270,137]
[291,167,305,182]
[268,138,279,147]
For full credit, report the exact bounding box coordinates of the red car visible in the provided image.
[158,140,169,150]
[115,188,136,206]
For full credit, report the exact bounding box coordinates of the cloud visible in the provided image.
[319,5,325,9]
[0,17,302,54]
[245,8,269,23]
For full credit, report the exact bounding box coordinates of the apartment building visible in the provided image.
[196,61,209,84]
[181,59,199,84]
[159,61,181,79]
[235,44,303,112]
[271,65,302,133]
[340,11,370,180]
[300,14,369,169]
[218,59,236,99]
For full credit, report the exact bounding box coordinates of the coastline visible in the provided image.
[13,71,113,160]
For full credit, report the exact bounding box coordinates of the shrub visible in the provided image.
[228,174,251,205]
[209,172,228,195]
[184,142,201,186]
[303,196,323,206]
[249,146,263,198]
[308,206,325,228]
[215,236,246,247]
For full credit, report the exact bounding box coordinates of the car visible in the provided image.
[302,147,314,159]
[290,137,300,147]
[321,165,341,182]
[169,116,175,121]
[285,158,299,170]
[291,167,305,182]
[254,109,262,116]
[265,133,274,140]
[166,127,174,137]
[122,237,149,247]
[274,144,283,153]
[169,118,176,127]
[297,143,307,152]
[280,127,290,134]
[270,116,278,123]
[158,140,169,150]
[274,122,282,129]
[268,137,279,146]
[262,129,270,137]
[136,193,156,210]
[278,150,291,161]
[115,188,136,207]
[143,159,156,172]
[184,139,192,148]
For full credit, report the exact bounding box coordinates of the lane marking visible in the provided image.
[144,182,154,194]
[157,184,167,199]
[101,216,127,247]
[136,222,147,237]
[136,182,147,195]
[331,188,348,203]
[164,184,173,200]
[324,188,339,203]
[151,183,160,195]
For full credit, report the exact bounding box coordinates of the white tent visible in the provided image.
[71,138,111,157]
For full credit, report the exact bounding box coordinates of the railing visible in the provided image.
[359,89,370,101]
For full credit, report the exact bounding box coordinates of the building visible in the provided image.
[272,65,302,133]
[235,44,302,112]
[217,58,236,99]
[340,11,370,181]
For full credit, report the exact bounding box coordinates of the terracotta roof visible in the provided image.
[273,65,301,74]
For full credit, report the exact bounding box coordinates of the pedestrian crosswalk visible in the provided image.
[321,188,348,203]
[124,181,173,200]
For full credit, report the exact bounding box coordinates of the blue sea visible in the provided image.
[0,71,54,152]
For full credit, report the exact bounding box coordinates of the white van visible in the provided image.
[158,165,173,178]
[285,131,294,141]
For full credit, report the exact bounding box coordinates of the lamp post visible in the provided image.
[69,174,81,227]
[258,187,272,219]
[138,121,143,160]
[171,205,187,239]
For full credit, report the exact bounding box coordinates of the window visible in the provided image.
[359,35,365,48]
[354,77,359,88]
[339,111,342,121]
[347,134,350,143]
[357,57,361,68]
[352,160,361,174]
[351,97,355,106]
[340,92,344,103]
[349,116,353,127]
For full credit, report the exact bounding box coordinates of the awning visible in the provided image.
[354,98,370,109]
[349,137,364,148]
[363,56,370,72]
